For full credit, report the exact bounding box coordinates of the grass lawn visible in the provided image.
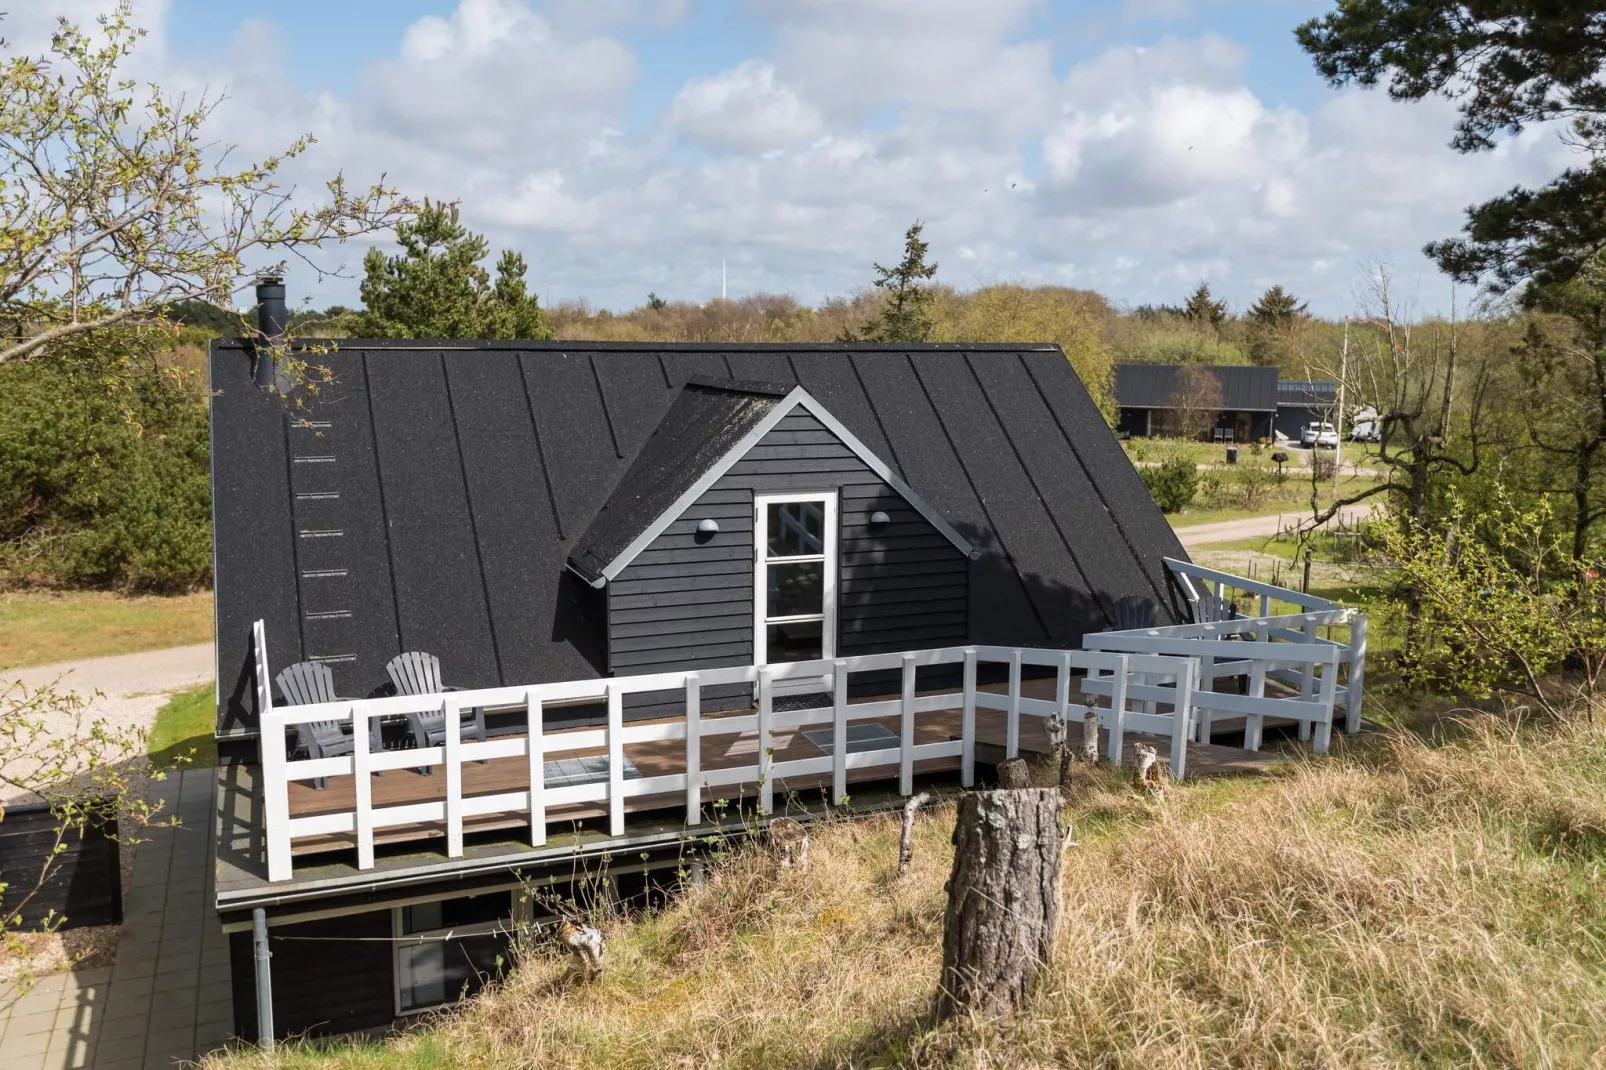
[0,588,212,668]
[147,684,217,769]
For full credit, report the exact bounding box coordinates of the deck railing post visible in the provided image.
[960,648,977,788]
[527,690,545,847]
[757,668,773,815]
[899,653,916,796]
[1298,618,1316,742]
[352,701,374,870]
[1006,650,1022,759]
[1170,658,1195,781]
[1347,613,1367,735]
[1245,659,1266,751]
[607,684,625,836]
[1314,650,1337,755]
[1107,655,1129,765]
[1196,653,1214,745]
[685,674,701,824]
[261,707,292,883]
[832,660,848,804]
[444,698,464,857]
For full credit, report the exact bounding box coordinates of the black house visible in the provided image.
[1113,363,1278,442]
[206,319,1191,1041]
[212,339,1185,742]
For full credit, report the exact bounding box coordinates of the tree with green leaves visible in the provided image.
[1296,2,1606,292]
[844,221,939,343]
[355,200,552,339]
[1297,2,1606,568]
[1183,283,1228,327]
[0,4,412,373]
[1247,284,1308,326]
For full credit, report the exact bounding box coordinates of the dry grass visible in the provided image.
[206,709,1606,1069]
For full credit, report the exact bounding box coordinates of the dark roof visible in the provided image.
[1277,379,1337,407]
[567,377,789,583]
[1113,364,1278,412]
[210,340,1189,735]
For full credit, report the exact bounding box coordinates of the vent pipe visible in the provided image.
[252,275,294,392]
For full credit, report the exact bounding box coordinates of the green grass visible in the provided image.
[201,704,1606,1069]
[147,684,216,769]
[0,588,212,668]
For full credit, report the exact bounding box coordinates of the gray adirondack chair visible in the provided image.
[275,661,354,790]
[384,652,487,773]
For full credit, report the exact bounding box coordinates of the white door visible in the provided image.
[753,492,837,694]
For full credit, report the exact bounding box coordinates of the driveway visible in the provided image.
[0,644,214,804]
[1174,501,1381,549]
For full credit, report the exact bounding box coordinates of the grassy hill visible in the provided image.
[204,702,1606,1069]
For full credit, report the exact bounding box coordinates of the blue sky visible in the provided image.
[35,1,1571,314]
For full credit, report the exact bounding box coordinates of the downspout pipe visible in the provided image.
[252,907,275,1052]
[252,275,294,393]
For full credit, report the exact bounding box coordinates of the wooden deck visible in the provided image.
[268,679,1292,859]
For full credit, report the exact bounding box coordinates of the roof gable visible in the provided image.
[568,379,975,585]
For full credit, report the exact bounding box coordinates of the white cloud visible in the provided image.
[19,0,1581,315]
[670,61,826,151]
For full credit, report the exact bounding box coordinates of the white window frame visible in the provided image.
[753,491,837,695]
[391,889,526,1017]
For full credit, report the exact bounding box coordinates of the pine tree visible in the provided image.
[356,199,553,339]
[1247,284,1308,326]
[1183,283,1228,328]
[845,221,939,343]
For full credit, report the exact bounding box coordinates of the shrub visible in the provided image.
[1378,490,1606,717]
[1141,457,1199,513]
[0,363,211,590]
[1231,463,1278,511]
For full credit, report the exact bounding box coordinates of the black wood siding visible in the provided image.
[607,412,969,715]
[0,802,121,929]
[230,910,396,1042]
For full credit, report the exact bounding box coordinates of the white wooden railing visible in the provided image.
[254,624,1196,883]
[1081,558,1368,753]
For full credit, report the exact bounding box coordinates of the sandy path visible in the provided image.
[1,643,214,803]
[1174,501,1381,549]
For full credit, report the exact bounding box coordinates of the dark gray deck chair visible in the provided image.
[384,652,488,773]
[275,661,354,790]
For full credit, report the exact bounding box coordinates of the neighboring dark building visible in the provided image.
[207,322,1192,1041]
[1275,378,1339,441]
[1113,364,1278,443]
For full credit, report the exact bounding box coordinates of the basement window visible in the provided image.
[393,890,518,1015]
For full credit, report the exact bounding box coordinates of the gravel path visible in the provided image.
[0,643,214,804]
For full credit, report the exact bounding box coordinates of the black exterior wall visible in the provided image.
[606,411,968,716]
[229,911,396,1043]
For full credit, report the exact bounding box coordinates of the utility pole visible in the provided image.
[1334,318,1350,489]
[722,259,727,301]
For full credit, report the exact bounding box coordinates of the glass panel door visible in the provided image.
[754,494,836,692]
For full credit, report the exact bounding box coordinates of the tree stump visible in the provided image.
[937,787,1063,1020]
[996,756,1031,789]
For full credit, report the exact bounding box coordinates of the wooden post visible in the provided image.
[684,674,701,824]
[960,648,977,788]
[527,690,546,847]
[758,667,773,815]
[899,653,916,797]
[832,660,848,804]
[937,787,1063,1020]
[352,702,373,870]
[607,685,625,837]
[444,698,464,857]
[1347,612,1367,735]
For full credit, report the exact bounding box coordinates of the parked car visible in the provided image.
[1301,421,1338,448]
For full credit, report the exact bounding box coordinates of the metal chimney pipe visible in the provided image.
[252,275,293,392]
